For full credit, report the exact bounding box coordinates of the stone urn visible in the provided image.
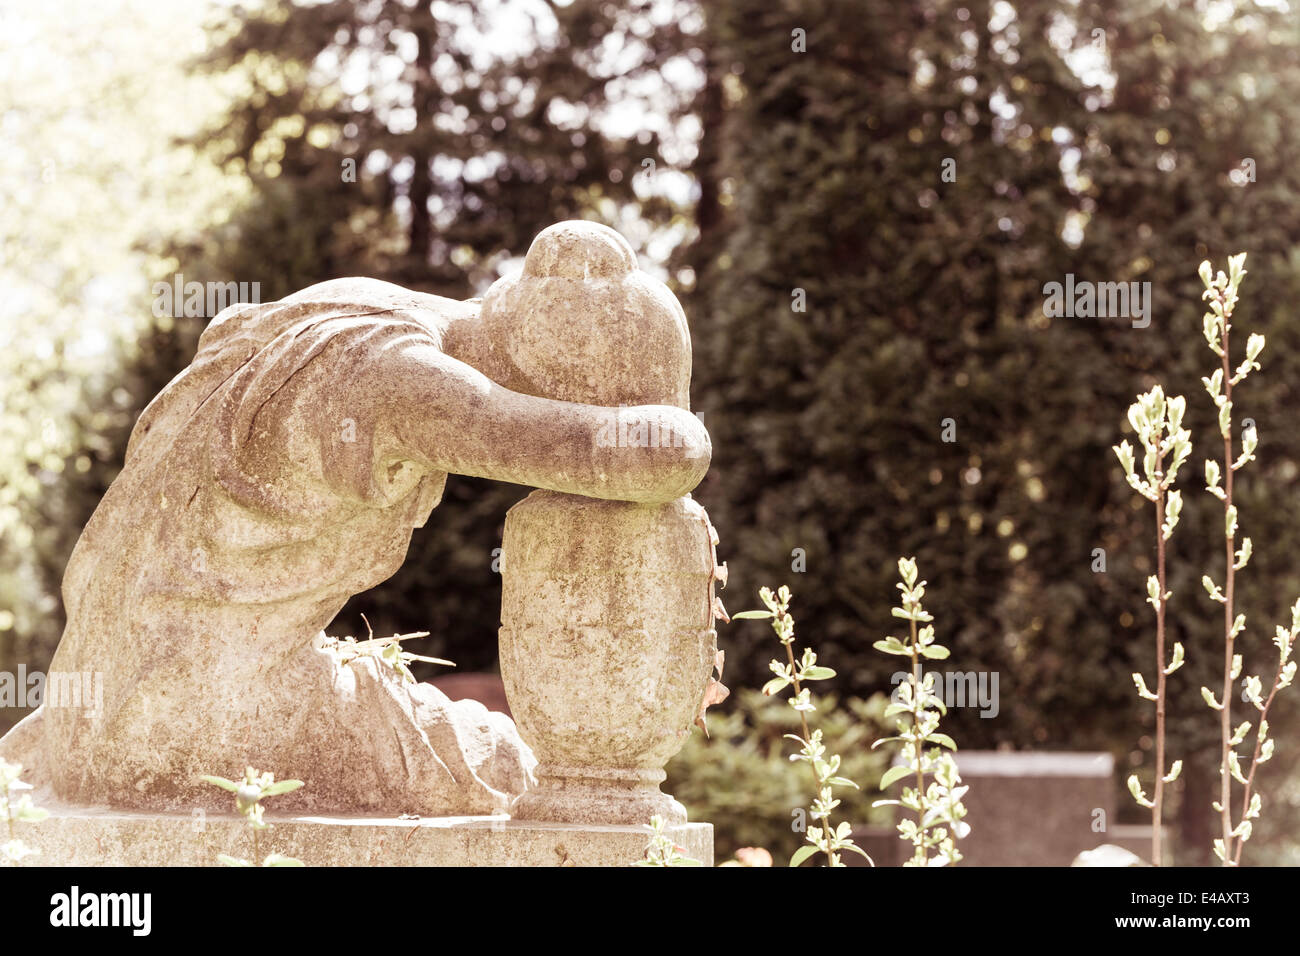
[499,490,718,825]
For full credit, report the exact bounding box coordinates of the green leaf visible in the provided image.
[879,765,912,790]
[403,654,455,667]
[897,557,918,587]
[730,610,772,620]
[263,853,305,867]
[919,645,950,660]
[872,638,911,656]
[841,843,873,862]
[927,733,957,750]
[200,775,240,793]
[1228,751,1248,785]
[1131,672,1158,701]
[789,844,819,867]
[261,779,305,798]
[761,677,790,696]
[801,666,836,680]
[1127,774,1154,809]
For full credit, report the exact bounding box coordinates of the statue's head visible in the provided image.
[477,221,693,409]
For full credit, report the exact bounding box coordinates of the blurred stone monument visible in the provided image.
[950,751,1168,866]
[851,750,1167,867]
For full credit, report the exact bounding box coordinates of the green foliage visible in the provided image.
[633,816,702,867]
[0,0,241,720]
[689,0,1300,863]
[665,686,889,865]
[1189,256,1299,866]
[871,558,969,867]
[321,616,454,685]
[0,759,47,865]
[201,768,306,867]
[190,0,677,294]
[730,586,873,867]
[1113,384,1191,865]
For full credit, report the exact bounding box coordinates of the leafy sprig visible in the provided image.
[1195,254,1298,865]
[870,557,969,867]
[0,759,46,865]
[201,767,306,867]
[734,586,871,867]
[321,613,453,684]
[634,815,703,867]
[1113,385,1190,865]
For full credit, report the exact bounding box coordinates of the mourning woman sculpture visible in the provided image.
[0,221,710,816]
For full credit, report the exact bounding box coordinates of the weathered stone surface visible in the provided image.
[501,492,718,825]
[0,220,713,828]
[474,219,692,409]
[485,222,720,826]
[18,797,714,867]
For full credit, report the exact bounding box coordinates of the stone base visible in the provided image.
[20,800,714,867]
[511,766,688,826]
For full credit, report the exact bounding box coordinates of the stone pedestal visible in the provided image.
[20,798,714,867]
[499,490,718,826]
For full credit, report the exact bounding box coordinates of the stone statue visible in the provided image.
[0,221,713,820]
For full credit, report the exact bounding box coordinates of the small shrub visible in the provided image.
[0,759,46,865]
[633,815,702,867]
[665,687,890,864]
[871,557,970,867]
[201,767,305,867]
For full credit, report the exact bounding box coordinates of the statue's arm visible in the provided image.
[375,343,710,504]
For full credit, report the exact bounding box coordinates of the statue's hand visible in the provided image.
[589,402,710,502]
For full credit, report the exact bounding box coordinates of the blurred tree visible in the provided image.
[1070,0,1300,866]
[0,0,240,732]
[688,0,1300,863]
